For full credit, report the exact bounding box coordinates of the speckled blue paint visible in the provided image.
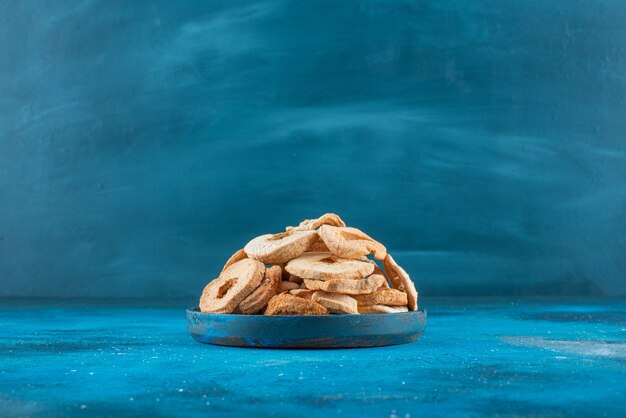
[1,298,625,417]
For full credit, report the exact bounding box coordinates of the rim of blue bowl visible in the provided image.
[186,307,426,318]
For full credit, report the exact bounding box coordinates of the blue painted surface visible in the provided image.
[1,1,626,299]
[1,298,625,417]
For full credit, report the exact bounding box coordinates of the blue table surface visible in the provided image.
[1,298,625,417]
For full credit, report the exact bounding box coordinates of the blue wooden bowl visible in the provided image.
[186,308,427,348]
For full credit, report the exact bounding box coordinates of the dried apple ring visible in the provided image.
[235,265,282,314]
[286,213,346,232]
[319,274,387,295]
[318,225,386,260]
[289,289,316,299]
[353,288,408,306]
[358,305,409,314]
[382,254,418,311]
[311,291,359,314]
[285,252,374,281]
[264,293,328,315]
[199,259,264,313]
[244,230,317,264]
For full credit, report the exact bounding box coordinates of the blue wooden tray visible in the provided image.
[186,308,427,348]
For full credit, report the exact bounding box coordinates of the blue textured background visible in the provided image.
[1,0,625,299]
